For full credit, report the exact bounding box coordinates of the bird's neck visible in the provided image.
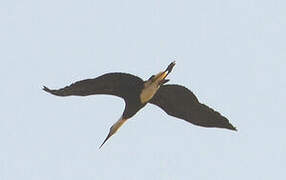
[140,83,160,104]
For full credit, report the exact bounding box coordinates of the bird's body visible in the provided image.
[43,61,236,148]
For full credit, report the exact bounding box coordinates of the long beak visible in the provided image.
[99,131,112,149]
[99,117,128,149]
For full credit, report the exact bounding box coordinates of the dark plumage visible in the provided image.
[43,73,145,118]
[150,85,236,130]
[43,61,236,148]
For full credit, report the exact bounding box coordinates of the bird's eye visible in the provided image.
[148,75,155,81]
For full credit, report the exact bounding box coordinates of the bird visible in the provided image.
[43,61,236,148]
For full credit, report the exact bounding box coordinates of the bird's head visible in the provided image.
[146,61,176,86]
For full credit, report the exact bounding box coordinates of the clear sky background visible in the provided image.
[1,0,285,179]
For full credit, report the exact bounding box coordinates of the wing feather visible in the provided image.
[149,84,237,131]
[43,73,144,101]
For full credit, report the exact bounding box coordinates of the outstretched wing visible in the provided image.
[43,73,144,101]
[149,84,237,131]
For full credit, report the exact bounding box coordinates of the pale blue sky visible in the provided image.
[1,0,285,179]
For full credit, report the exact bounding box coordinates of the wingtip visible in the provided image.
[42,85,60,96]
[42,86,51,93]
[228,124,238,131]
